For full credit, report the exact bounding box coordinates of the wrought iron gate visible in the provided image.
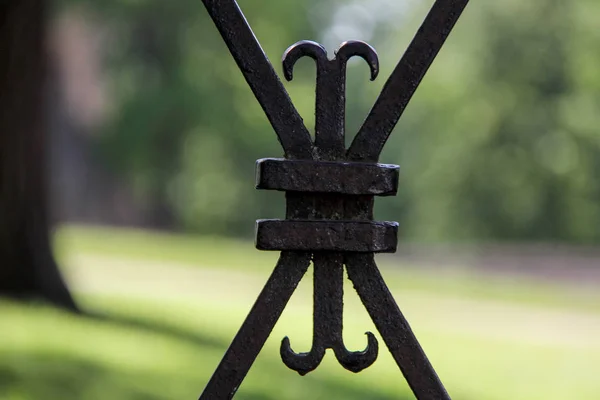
[199,0,469,398]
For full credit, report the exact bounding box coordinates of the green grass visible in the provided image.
[53,225,274,273]
[55,225,600,313]
[1,224,598,399]
[2,293,599,400]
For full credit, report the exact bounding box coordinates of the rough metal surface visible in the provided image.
[255,158,399,195]
[199,0,470,399]
[255,220,398,252]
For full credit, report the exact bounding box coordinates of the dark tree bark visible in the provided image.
[0,0,77,310]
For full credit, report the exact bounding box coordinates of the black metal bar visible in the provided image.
[348,0,470,162]
[199,0,470,397]
[201,0,314,160]
[280,253,340,375]
[283,40,345,160]
[255,158,399,196]
[345,254,450,400]
[199,252,311,399]
[255,220,398,252]
[281,253,378,375]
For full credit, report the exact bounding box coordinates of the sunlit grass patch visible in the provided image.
[55,225,600,313]
[2,291,600,400]
[20,224,598,400]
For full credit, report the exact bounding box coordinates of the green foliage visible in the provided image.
[60,0,600,243]
[374,0,600,242]
[70,0,323,234]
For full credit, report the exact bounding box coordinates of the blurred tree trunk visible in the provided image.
[0,0,77,310]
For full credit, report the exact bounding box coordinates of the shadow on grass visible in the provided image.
[81,310,414,400]
[0,352,168,400]
[0,349,411,400]
[84,308,227,350]
[0,305,420,400]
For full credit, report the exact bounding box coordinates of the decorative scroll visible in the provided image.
[199,1,470,399]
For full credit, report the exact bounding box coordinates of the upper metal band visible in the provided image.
[256,158,399,196]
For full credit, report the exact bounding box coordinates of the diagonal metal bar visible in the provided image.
[201,0,314,160]
[199,252,311,399]
[345,254,450,400]
[347,0,470,162]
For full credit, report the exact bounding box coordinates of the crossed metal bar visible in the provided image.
[199,1,469,399]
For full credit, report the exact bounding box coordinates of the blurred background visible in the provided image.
[2,0,600,399]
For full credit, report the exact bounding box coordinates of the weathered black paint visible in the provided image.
[255,158,399,195]
[199,0,469,399]
[255,220,398,253]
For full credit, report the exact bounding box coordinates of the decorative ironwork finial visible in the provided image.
[273,39,382,375]
[282,40,378,161]
[199,0,470,398]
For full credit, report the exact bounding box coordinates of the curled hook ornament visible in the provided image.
[280,332,378,375]
[280,336,325,376]
[335,40,379,81]
[282,40,327,81]
[333,331,378,373]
